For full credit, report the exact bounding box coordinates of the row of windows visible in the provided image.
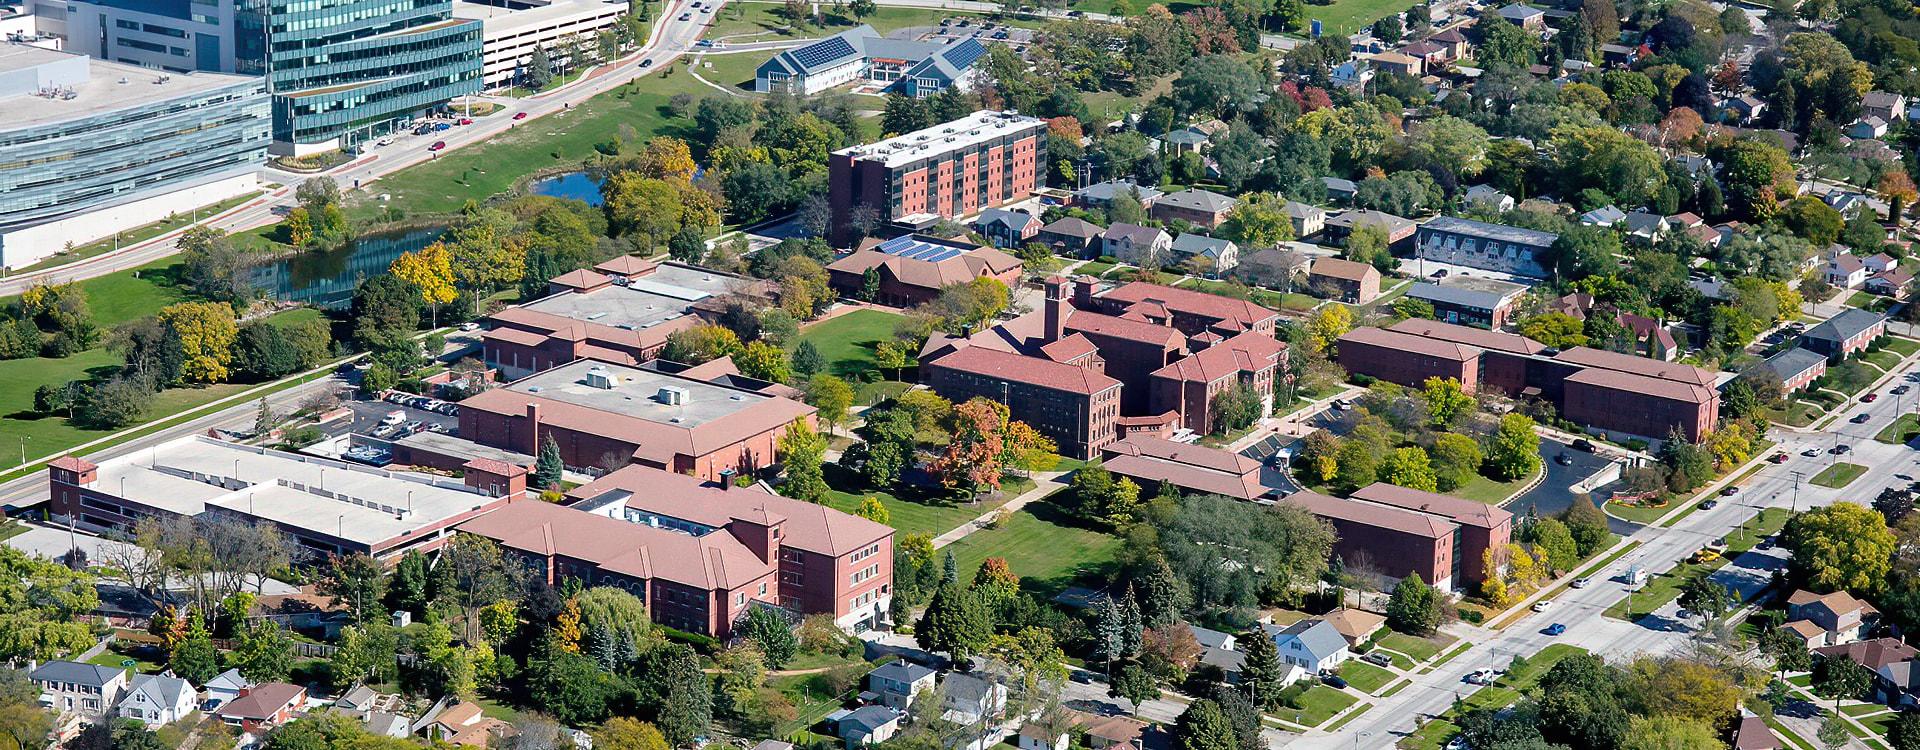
[850,542,881,563]
[850,563,880,586]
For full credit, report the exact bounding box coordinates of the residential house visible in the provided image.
[30,661,128,721]
[202,669,248,710]
[1428,27,1469,59]
[1617,312,1680,360]
[1323,608,1387,646]
[1787,589,1880,646]
[1370,50,1422,76]
[1621,210,1668,243]
[1578,205,1626,227]
[1170,233,1240,273]
[1826,251,1870,288]
[1868,268,1914,299]
[1037,217,1105,258]
[1464,184,1515,212]
[941,671,1009,726]
[1151,189,1239,229]
[1079,714,1150,750]
[1102,223,1173,266]
[868,661,937,711]
[1405,276,1527,329]
[1816,638,1919,675]
[1850,117,1890,140]
[973,208,1041,248]
[1498,4,1545,28]
[1187,624,1237,653]
[1018,723,1071,750]
[1801,309,1888,361]
[1074,179,1163,209]
[1865,253,1898,274]
[1399,41,1449,69]
[1308,257,1382,303]
[116,674,196,727]
[1330,61,1374,92]
[1322,177,1359,204]
[1233,247,1312,288]
[1100,435,1270,501]
[1865,92,1908,121]
[420,701,513,746]
[1161,128,1210,155]
[1727,95,1766,123]
[1599,43,1640,66]
[1764,347,1828,394]
[1733,715,1783,750]
[1267,618,1351,673]
[1285,201,1327,238]
[837,706,903,748]
[1323,209,1417,249]
[1828,192,1874,216]
[216,683,307,733]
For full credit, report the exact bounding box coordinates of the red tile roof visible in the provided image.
[928,346,1122,396]
[1338,326,1478,361]
[1552,346,1715,386]
[1286,490,1457,538]
[1349,482,1512,529]
[457,498,773,589]
[549,269,611,291]
[1563,367,1716,403]
[49,455,95,472]
[1151,331,1286,384]
[462,458,526,477]
[565,465,892,557]
[1067,310,1186,349]
[595,255,659,276]
[1101,282,1277,330]
[1388,318,1545,356]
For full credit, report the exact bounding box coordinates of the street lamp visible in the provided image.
[18,435,27,466]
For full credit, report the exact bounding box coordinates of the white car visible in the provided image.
[381,410,405,426]
[1570,577,1591,589]
[375,137,394,147]
[1464,668,1496,685]
[1531,600,1552,613]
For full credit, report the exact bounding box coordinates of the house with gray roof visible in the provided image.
[1284,201,1327,237]
[942,670,1010,726]
[1406,276,1529,328]
[202,669,249,710]
[1415,215,1559,277]
[1170,233,1239,272]
[1152,189,1239,229]
[1498,3,1545,28]
[835,705,903,748]
[1322,177,1359,204]
[1102,223,1172,266]
[1266,619,1350,673]
[30,660,128,720]
[1764,347,1828,394]
[868,661,937,710]
[1037,217,1105,258]
[755,25,986,98]
[1802,309,1888,362]
[1579,205,1626,227]
[1075,179,1163,209]
[1622,210,1669,243]
[1464,184,1514,212]
[116,674,195,727]
[973,208,1041,248]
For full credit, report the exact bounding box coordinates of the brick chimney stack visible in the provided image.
[1043,276,1068,343]
[524,402,541,455]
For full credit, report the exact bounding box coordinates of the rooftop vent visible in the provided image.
[585,366,616,390]
[656,386,689,405]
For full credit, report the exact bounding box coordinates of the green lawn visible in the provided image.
[1073,260,1115,277]
[1810,462,1868,489]
[85,643,165,676]
[1862,349,1904,372]
[1398,645,1589,750]
[942,493,1123,595]
[1336,660,1397,694]
[1885,337,1920,357]
[1305,0,1422,35]
[1844,703,1892,717]
[1378,632,1446,663]
[1282,684,1358,728]
[1848,291,1880,309]
[690,51,766,92]
[1767,400,1824,427]
[1447,468,1534,504]
[1878,414,1920,444]
[796,309,908,380]
[1603,496,1674,525]
[822,483,1003,539]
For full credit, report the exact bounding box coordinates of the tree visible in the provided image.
[1209,382,1262,435]
[439,535,521,643]
[1813,654,1873,704]
[1777,195,1845,245]
[317,553,386,623]
[534,434,564,490]
[1561,498,1611,556]
[1676,574,1732,621]
[1521,313,1590,349]
[1784,502,1896,594]
[1174,699,1238,750]
[1888,711,1920,750]
[854,496,890,526]
[1218,193,1297,248]
[932,397,1008,494]
[1109,663,1158,715]
[525,44,555,89]
[1532,518,1579,573]
[738,606,799,668]
[1879,171,1917,227]
[594,718,671,750]
[1420,377,1474,428]
[1304,305,1352,354]
[233,618,293,682]
[1132,555,1188,629]
[1430,434,1484,492]
[805,374,855,436]
[917,581,991,661]
[777,418,828,502]
[157,302,237,385]
[1334,440,1379,492]
[1488,413,1542,480]
[640,645,712,746]
[389,241,458,328]
[169,613,218,685]
[1380,447,1439,492]
[1237,627,1286,709]
[736,340,792,384]
[1386,572,1443,635]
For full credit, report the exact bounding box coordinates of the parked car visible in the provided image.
[457,118,473,125]
[678,12,691,19]
[1321,674,1348,689]
[1571,577,1591,589]
[1363,652,1392,666]
[429,141,446,151]
[1832,444,1852,454]
[1691,548,1721,564]
[1865,393,1881,402]
[1700,499,1719,510]
[1544,623,1566,636]
[381,411,405,426]
[1896,385,1912,395]
[641,58,654,67]
[1571,439,1595,452]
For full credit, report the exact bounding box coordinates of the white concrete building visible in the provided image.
[455,0,632,89]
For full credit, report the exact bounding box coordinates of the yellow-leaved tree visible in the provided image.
[159,302,237,384]
[389,241,458,328]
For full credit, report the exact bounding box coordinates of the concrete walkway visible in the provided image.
[930,469,1072,549]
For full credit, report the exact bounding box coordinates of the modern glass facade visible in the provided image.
[0,56,270,235]
[262,0,482,147]
[62,0,481,149]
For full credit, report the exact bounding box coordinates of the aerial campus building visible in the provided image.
[0,45,269,268]
[827,110,1047,245]
[455,0,633,89]
[54,0,482,153]
[754,24,986,97]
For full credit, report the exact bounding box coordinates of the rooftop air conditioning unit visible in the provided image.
[656,386,688,405]
[585,366,616,389]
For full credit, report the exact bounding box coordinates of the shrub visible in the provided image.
[1457,608,1484,624]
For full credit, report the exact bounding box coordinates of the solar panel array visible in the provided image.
[788,35,859,72]
[879,236,968,262]
[941,39,987,71]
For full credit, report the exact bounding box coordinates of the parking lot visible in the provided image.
[348,394,458,441]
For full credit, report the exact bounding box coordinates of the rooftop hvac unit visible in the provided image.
[585,366,616,389]
[656,386,688,405]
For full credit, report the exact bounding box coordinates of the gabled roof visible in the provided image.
[1552,346,1715,386]
[1286,489,1457,538]
[1322,608,1387,643]
[1150,330,1285,385]
[30,661,121,688]
[870,661,937,687]
[1349,482,1513,530]
[760,25,881,76]
[928,345,1122,396]
[1283,201,1324,219]
[1734,715,1782,750]
[827,235,1023,291]
[1268,618,1350,659]
[217,683,305,720]
[1100,435,1267,500]
[1766,347,1827,380]
[1804,309,1886,344]
[1338,326,1479,361]
[1310,257,1378,282]
[901,37,987,83]
[1157,188,1239,214]
[975,207,1039,232]
[565,464,892,557]
[457,498,776,590]
[1789,589,1879,619]
[840,706,900,734]
[1040,217,1104,239]
[1171,233,1235,258]
[1102,281,1277,331]
[205,669,248,692]
[1103,222,1167,246]
[1387,318,1545,356]
[1076,179,1163,204]
[124,674,193,709]
[1327,209,1416,236]
[1813,638,1919,671]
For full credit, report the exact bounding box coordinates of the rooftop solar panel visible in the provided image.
[790,36,857,71]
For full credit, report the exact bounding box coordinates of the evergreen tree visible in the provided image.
[649,645,712,746]
[1236,628,1286,710]
[526,45,555,90]
[1119,583,1144,657]
[387,550,431,615]
[1132,555,1189,629]
[791,340,825,378]
[1174,699,1238,750]
[917,581,990,662]
[534,434,565,489]
[1096,593,1128,670]
[942,549,959,584]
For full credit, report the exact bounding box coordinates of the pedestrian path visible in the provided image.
[930,469,1072,549]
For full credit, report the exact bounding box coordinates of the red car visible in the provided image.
[458,118,474,125]
[1865,393,1881,402]
[513,112,528,120]
[1768,452,1789,464]
[428,141,447,151]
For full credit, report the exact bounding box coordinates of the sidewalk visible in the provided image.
[930,469,1072,549]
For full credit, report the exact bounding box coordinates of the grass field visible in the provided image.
[1811,462,1868,488]
[942,493,1123,595]
[1447,468,1535,504]
[1886,337,1920,357]
[822,482,1005,539]
[1862,349,1904,372]
[1378,632,1447,663]
[796,309,907,380]
[1768,400,1824,427]
[1336,660,1396,694]
[1397,645,1587,749]
[1304,0,1422,35]
[1878,414,1920,444]
[1283,685,1358,728]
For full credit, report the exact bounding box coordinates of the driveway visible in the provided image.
[1504,442,1630,533]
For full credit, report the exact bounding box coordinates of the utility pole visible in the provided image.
[1791,470,1804,513]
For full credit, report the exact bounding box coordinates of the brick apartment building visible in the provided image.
[825,235,1023,307]
[920,277,1286,455]
[827,110,1047,246]
[1347,483,1512,589]
[457,358,815,481]
[459,465,894,636]
[1287,490,1458,591]
[1099,435,1267,501]
[482,261,760,380]
[1337,319,1721,442]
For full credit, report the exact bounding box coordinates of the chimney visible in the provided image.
[1074,274,1096,309]
[720,468,736,490]
[1043,276,1068,344]
[524,402,541,455]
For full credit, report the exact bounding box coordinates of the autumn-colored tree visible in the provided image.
[972,557,1020,605]
[389,241,458,328]
[555,597,584,653]
[634,136,698,182]
[1304,305,1352,354]
[159,302,238,384]
[1507,543,1546,592]
[1480,549,1511,607]
[855,496,890,525]
[1880,171,1918,227]
[932,397,1007,493]
[1656,107,1703,151]
[1003,419,1059,476]
[285,207,314,246]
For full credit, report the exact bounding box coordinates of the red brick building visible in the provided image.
[458,465,894,636]
[1556,347,1719,442]
[1335,326,1480,391]
[1100,435,1267,500]
[1090,280,1280,338]
[457,358,815,481]
[1287,490,1459,591]
[1148,331,1287,434]
[825,235,1023,307]
[827,111,1047,246]
[923,345,1123,459]
[482,262,758,380]
[1347,483,1512,589]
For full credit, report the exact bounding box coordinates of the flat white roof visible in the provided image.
[89,436,500,547]
[454,0,630,34]
[1,46,260,130]
[834,110,1046,169]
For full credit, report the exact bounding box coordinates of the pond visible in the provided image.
[528,170,606,206]
[249,227,444,309]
